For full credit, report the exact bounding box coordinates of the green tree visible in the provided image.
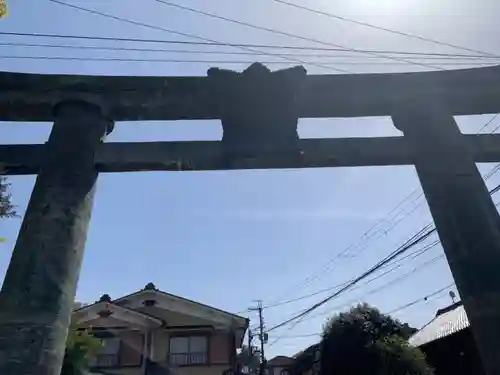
[62,326,101,375]
[0,173,17,243]
[0,176,16,219]
[0,0,7,18]
[320,303,433,375]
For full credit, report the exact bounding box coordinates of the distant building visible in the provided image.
[266,356,294,375]
[409,301,485,375]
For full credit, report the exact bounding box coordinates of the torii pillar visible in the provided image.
[393,101,500,375]
[0,101,113,375]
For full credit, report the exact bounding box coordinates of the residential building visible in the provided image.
[73,283,249,375]
[266,356,294,375]
[409,301,485,375]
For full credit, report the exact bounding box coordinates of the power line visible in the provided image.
[268,283,456,341]
[267,243,442,329]
[266,233,438,346]
[310,253,445,320]
[266,226,437,333]
[266,191,426,306]
[268,256,447,347]
[1,54,497,66]
[477,114,500,133]
[484,164,500,181]
[265,181,500,333]
[491,122,500,134]
[2,31,499,58]
[286,147,500,297]
[45,0,350,73]
[387,283,455,315]
[11,27,488,320]
[20,2,500,330]
[5,41,500,61]
[267,190,421,301]
[155,0,442,71]
[263,265,397,310]
[269,0,498,58]
[269,121,500,307]
[343,195,427,260]
[274,140,500,300]
[268,311,311,348]
[269,146,500,319]
[263,238,440,310]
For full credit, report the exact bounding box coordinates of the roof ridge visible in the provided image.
[113,286,249,321]
[436,300,463,317]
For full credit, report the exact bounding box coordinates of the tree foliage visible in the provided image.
[0,176,16,219]
[320,303,433,375]
[62,327,102,375]
[0,0,7,18]
[0,172,17,243]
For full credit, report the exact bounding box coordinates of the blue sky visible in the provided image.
[1,0,500,357]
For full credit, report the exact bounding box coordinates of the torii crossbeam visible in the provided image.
[1,63,500,375]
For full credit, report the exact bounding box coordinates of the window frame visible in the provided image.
[100,337,121,355]
[89,337,122,368]
[168,333,210,367]
[87,330,145,369]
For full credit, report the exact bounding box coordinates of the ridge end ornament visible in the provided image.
[208,63,307,166]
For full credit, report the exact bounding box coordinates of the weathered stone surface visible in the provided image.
[0,322,64,374]
[393,102,500,375]
[1,62,500,375]
[208,63,307,163]
[5,134,500,175]
[0,101,112,375]
[1,64,500,122]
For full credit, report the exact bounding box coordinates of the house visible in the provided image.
[408,301,485,375]
[266,356,294,375]
[73,283,249,375]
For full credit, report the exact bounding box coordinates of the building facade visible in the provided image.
[266,356,294,375]
[74,283,249,375]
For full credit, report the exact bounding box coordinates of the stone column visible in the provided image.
[392,103,500,375]
[0,101,113,375]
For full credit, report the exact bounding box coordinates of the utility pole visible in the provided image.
[247,329,254,374]
[258,302,265,368]
[250,301,267,375]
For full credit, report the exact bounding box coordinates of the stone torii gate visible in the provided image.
[1,62,500,375]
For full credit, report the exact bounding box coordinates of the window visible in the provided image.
[89,337,121,367]
[169,336,208,366]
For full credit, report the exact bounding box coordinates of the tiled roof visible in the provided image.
[113,283,249,321]
[268,356,294,367]
[409,302,469,347]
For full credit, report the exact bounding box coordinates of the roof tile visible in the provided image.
[409,302,469,347]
